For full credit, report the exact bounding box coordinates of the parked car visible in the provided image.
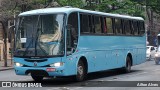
[155,47,160,64]
[146,46,156,60]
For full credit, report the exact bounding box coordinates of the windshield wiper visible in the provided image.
[34,16,48,56]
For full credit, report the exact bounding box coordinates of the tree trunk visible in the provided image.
[0,21,8,67]
[146,8,154,46]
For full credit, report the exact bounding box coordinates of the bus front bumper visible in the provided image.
[14,66,67,76]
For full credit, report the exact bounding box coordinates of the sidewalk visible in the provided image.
[0,59,14,71]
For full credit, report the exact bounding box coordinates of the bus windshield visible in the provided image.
[15,14,65,57]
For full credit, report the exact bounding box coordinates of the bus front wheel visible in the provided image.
[31,75,44,82]
[75,60,86,81]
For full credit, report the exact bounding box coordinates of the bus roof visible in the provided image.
[19,7,144,20]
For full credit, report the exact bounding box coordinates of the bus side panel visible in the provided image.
[77,35,146,72]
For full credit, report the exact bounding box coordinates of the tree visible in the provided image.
[97,0,145,18]
[55,0,84,8]
[0,0,17,66]
[145,0,160,14]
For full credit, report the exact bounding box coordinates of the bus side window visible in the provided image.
[130,20,134,35]
[115,18,122,35]
[139,21,145,35]
[137,21,141,35]
[124,20,131,35]
[121,19,125,34]
[80,14,90,34]
[100,17,104,33]
[105,17,113,34]
[94,16,102,34]
[103,17,107,33]
[133,21,138,35]
[88,15,94,33]
[67,12,78,55]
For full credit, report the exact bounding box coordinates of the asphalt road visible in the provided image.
[1,60,160,90]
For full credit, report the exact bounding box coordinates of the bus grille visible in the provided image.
[24,59,47,62]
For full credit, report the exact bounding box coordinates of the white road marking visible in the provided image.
[46,88,61,90]
[70,87,83,90]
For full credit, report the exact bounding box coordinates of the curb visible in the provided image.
[0,67,14,71]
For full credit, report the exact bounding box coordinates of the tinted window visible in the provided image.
[115,19,122,34]
[80,14,89,33]
[124,20,131,35]
[105,17,113,34]
[133,21,138,35]
[94,16,102,34]
[139,21,145,35]
[88,15,94,33]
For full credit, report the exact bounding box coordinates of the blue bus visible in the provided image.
[13,7,146,81]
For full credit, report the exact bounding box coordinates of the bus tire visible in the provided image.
[75,60,86,81]
[31,75,43,82]
[124,56,132,73]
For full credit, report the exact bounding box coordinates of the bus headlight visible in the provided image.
[50,62,64,67]
[15,62,23,67]
[155,53,159,57]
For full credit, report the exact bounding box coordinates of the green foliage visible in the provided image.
[97,0,145,18]
[132,0,160,14]
[148,0,160,14]
[130,0,145,5]
[55,0,84,8]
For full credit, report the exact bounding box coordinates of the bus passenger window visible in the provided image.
[139,21,145,35]
[88,15,94,33]
[133,21,138,35]
[124,20,131,35]
[80,14,90,33]
[94,16,102,34]
[105,17,113,34]
[103,17,107,33]
[130,21,134,35]
[115,19,122,34]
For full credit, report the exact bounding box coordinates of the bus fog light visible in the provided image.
[15,62,23,67]
[50,62,63,67]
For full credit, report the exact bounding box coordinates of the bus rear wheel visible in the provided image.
[75,60,86,81]
[31,75,44,82]
[123,56,132,73]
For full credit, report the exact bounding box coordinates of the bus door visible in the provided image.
[66,12,78,55]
